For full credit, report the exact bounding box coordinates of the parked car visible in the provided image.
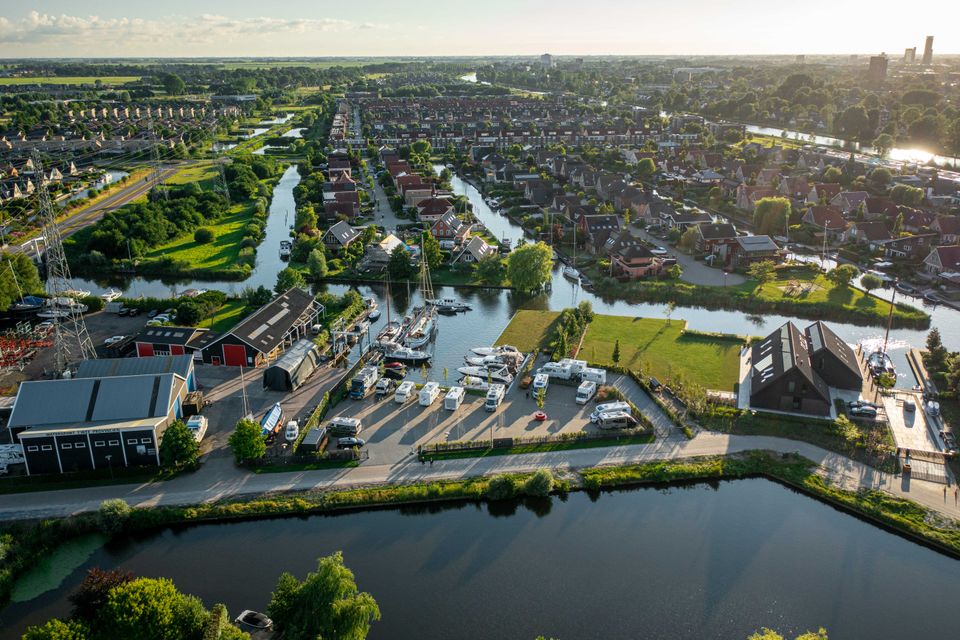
[848,400,879,410]
[337,437,366,449]
[103,335,126,345]
[148,309,159,318]
[849,406,878,418]
[903,399,917,412]
[284,420,299,443]
[128,307,141,317]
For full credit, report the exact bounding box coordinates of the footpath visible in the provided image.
[1,432,958,523]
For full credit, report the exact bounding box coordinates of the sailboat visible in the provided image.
[401,254,438,349]
[867,285,897,379]
[563,217,580,282]
[376,281,402,343]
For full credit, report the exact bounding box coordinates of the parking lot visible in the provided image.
[882,390,943,454]
[323,379,626,465]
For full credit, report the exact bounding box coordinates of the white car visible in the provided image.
[284,420,300,443]
[103,335,126,345]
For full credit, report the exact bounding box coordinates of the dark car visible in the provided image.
[117,307,130,317]
[148,309,158,318]
[128,307,141,317]
[337,437,366,449]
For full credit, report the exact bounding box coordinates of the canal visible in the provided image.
[3,479,959,639]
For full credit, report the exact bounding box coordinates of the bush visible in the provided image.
[522,469,554,497]
[97,499,132,534]
[486,475,517,500]
[194,228,214,244]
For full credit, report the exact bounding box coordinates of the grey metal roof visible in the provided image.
[135,326,205,347]
[9,374,180,430]
[225,288,321,354]
[76,354,194,380]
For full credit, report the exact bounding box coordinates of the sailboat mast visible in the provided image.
[882,286,896,355]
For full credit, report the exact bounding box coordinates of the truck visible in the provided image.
[349,366,379,400]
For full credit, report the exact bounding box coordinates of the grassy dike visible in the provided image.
[4,452,960,607]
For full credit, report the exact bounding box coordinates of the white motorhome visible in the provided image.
[485,383,506,411]
[589,401,631,423]
[559,358,588,376]
[419,381,441,406]
[532,373,549,392]
[597,411,638,430]
[444,386,465,410]
[538,362,574,380]
[395,380,417,403]
[575,380,597,405]
[580,367,607,385]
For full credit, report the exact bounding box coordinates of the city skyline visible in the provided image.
[0,1,958,58]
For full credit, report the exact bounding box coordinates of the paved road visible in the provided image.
[629,227,747,287]
[1,430,957,523]
[13,166,179,257]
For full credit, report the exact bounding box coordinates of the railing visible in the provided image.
[420,427,651,455]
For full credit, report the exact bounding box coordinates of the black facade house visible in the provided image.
[7,357,193,475]
[750,322,831,416]
[201,288,324,368]
[263,339,323,392]
[134,326,219,360]
[805,321,863,391]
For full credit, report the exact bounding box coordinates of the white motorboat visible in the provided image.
[402,305,437,349]
[457,364,513,385]
[99,288,122,302]
[381,341,431,365]
[471,345,519,357]
[186,415,208,443]
[62,289,91,299]
[368,308,382,321]
[279,240,292,260]
[428,298,471,313]
[459,375,491,391]
[563,265,580,282]
[464,352,523,372]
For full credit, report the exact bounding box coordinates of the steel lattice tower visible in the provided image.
[32,152,97,373]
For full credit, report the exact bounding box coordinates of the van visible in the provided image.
[590,401,631,423]
[375,378,395,398]
[532,373,549,393]
[444,386,465,410]
[575,381,597,405]
[395,380,417,403]
[597,411,638,430]
[580,367,606,385]
[328,417,362,436]
[485,383,505,411]
[419,381,441,407]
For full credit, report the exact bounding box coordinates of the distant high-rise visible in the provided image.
[904,47,916,63]
[868,53,888,86]
[922,35,934,64]
[540,53,554,69]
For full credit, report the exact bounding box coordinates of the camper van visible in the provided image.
[444,386,465,410]
[597,411,638,430]
[485,383,506,411]
[349,366,379,400]
[580,367,607,385]
[538,362,575,381]
[328,417,362,436]
[532,373,549,393]
[590,401,631,423]
[419,381,441,407]
[395,380,417,403]
[559,358,588,376]
[575,380,597,405]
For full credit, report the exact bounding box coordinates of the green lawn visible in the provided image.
[751,270,894,314]
[196,300,248,333]
[0,76,141,85]
[495,310,560,352]
[143,202,253,271]
[579,315,743,391]
[166,163,219,189]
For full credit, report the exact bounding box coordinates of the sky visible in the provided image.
[0,1,958,58]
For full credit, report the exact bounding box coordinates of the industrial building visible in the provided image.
[7,355,195,475]
[134,326,218,359]
[262,339,323,392]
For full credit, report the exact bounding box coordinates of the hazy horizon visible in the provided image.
[1,1,958,58]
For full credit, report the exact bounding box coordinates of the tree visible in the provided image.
[158,420,200,468]
[161,73,186,96]
[268,552,380,640]
[890,184,924,206]
[275,267,306,294]
[21,619,89,640]
[752,198,791,236]
[868,167,892,189]
[97,578,207,640]
[506,242,553,292]
[523,468,554,497]
[70,568,134,623]
[473,254,505,284]
[826,264,858,288]
[387,245,414,280]
[892,211,904,236]
[822,166,843,184]
[612,339,621,365]
[637,157,656,178]
[421,231,443,270]
[0,251,43,312]
[925,328,949,371]
[664,300,676,325]
[666,264,683,280]
[747,260,777,288]
[97,499,131,534]
[535,387,546,411]
[678,226,699,251]
[873,133,895,157]
[228,418,266,463]
[193,228,214,244]
[307,248,328,281]
[860,273,883,293]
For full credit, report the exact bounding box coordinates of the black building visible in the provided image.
[805,321,863,391]
[750,322,831,416]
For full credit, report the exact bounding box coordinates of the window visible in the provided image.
[136,445,146,455]
[26,446,38,452]
[61,443,72,450]
[127,438,137,445]
[94,441,105,447]
[109,440,119,446]
[75,442,86,449]
[140,438,151,444]
[787,381,796,393]
[41,445,52,451]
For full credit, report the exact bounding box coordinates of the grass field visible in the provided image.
[495,310,560,352]
[580,316,743,391]
[196,300,248,333]
[750,269,889,313]
[166,163,219,189]
[143,202,254,271]
[0,76,140,85]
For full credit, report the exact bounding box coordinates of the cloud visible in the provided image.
[0,11,364,52]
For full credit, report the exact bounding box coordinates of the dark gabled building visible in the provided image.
[805,321,863,391]
[750,322,831,416]
[201,288,324,368]
[8,356,194,475]
[134,326,218,360]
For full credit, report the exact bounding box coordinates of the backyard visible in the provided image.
[495,310,560,353]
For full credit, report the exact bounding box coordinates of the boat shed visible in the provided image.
[263,339,323,391]
[201,288,324,367]
[7,355,194,475]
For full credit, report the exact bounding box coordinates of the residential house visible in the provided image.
[416,197,454,223]
[723,235,782,268]
[802,205,848,241]
[843,221,892,248]
[361,234,407,271]
[322,220,361,254]
[736,184,777,211]
[805,321,864,391]
[923,245,960,275]
[453,236,497,264]
[882,233,938,260]
[830,191,869,215]
[932,216,960,245]
[749,322,831,416]
[606,232,663,280]
[806,183,842,205]
[864,196,898,220]
[660,209,712,231]
[695,222,738,254]
[578,214,621,254]
[431,210,472,243]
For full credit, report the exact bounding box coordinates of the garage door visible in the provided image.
[170,345,185,356]
[136,343,154,357]
[223,344,247,367]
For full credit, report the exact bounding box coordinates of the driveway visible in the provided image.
[629,227,746,287]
